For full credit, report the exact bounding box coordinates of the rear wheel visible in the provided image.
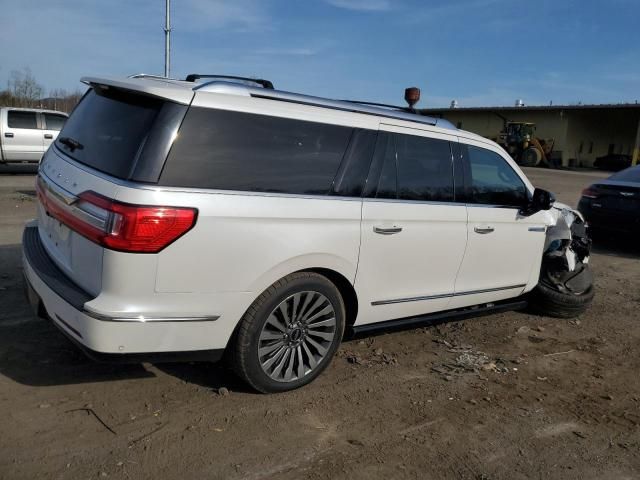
[231,272,345,393]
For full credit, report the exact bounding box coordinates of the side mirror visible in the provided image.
[521,188,555,216]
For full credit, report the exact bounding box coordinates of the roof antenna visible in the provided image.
[164,0,171,78]
[404,87,421,112]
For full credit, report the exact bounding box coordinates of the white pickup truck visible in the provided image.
[0,107,68,171]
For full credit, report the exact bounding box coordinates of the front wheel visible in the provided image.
[230,272,345,393]
[528,268,595,318]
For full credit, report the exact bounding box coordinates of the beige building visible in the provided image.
[422,104,640,168]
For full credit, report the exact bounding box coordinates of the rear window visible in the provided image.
[160,108,353,195]
[610,166,640,183]
[55,89,163,179]
[44,113,67,131]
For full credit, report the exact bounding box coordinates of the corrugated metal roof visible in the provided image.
[422,103,640,113]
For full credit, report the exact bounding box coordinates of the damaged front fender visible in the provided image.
[540,204,593,295]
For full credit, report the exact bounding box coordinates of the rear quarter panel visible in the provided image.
[114,187,362,296]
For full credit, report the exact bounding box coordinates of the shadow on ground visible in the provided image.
[591,231,640,260]
[0,243,247,391]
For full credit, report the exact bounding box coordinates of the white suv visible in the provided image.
[22,74,593,392]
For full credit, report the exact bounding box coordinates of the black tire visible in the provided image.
[520,147,542,167]
[528,281,594,318]
[230,272,345,393]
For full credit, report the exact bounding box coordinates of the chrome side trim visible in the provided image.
[528,226,547,232]
[371,284,527,306]
[372,292,452,306]
[83,308,220,323]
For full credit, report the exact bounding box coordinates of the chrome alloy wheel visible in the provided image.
[257,291,337,383]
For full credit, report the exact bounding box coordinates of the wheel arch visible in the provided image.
[301,267,359,329]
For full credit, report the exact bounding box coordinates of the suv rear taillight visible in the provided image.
[37,180,197,253]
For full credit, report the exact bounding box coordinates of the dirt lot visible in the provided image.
[1,168,639,480]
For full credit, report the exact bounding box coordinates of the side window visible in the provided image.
[44,113,67,131]
[466,145,527,207]
[7,111,38,129]
[374,133,397,199]
[330,129,377,197]
[395,134,454,202]
[162,108,353,195]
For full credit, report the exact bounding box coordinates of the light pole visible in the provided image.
[164,0,171,78]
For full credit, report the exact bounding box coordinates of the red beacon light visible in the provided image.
[404,87,421,111]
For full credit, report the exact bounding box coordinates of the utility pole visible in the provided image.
[164,0,171,78]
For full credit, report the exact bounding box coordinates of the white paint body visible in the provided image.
[23,77,557,356]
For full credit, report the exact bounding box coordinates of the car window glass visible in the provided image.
[55,89,164,179]
[44,113,66,131]
[162,108,353,195]
[330,129,377,197]
[467,145,527,206]
[395,134,454,202]
[375,134,397,199]
[8,111,38,129]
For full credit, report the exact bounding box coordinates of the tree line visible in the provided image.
[0,68,84,113]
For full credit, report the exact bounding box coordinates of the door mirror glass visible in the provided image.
[522,187,555,215]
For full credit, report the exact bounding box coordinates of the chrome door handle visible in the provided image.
[474,226,495,234]
[373,226,403,235]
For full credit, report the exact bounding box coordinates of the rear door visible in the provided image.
[42,112,67,151]
[450,139,547,308]
[355,125,468,325]
[3,110,42,162]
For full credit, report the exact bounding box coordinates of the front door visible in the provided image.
[355,125,468,325]
[451,139,548,308]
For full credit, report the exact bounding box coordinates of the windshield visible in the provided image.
[55,88,164,179]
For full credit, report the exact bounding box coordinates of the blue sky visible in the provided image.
[1,0,639,107]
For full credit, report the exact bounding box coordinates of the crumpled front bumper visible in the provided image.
[541,206,593,295]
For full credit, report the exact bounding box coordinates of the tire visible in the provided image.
[230,272,345,393]
[520,147,542,167]
[528,280,594,319]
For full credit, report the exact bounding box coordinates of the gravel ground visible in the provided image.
[1,168,639,480]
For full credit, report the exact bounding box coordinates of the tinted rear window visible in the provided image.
[395,134,454,202]
[8,111,38,129]
[365,132,454,202]
[610,166,640,183]
[55,89,163,179]
[161,108,353,195]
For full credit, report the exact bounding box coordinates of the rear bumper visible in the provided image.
[22,225,224,363]
[577,200,640,233]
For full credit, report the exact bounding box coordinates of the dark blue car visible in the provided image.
[578,165,640,233]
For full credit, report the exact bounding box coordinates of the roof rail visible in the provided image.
[250,89,445,128]
[128,73,179,81]
[184,74,274,90]
[341,100,408,111]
